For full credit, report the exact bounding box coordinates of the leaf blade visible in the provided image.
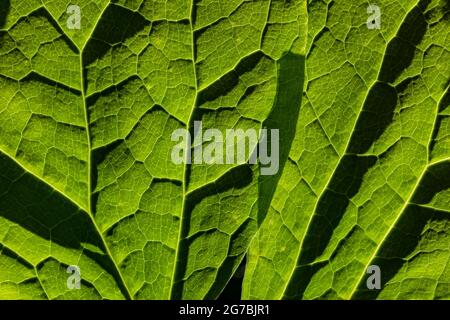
[243,0,450,300]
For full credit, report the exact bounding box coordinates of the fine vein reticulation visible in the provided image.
[0,0,307,299]
[243,0,450,300]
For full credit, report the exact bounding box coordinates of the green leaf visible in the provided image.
[243,0,450,299]
[0,0,307,299]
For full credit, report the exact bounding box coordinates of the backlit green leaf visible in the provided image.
[0,0,307,299]
[243,0,450,300]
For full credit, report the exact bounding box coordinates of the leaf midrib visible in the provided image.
[51,2,134,299]
[75,1,134,300]
[168,0,199,299]
[0,1,134,299]
[20,0,136,300]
